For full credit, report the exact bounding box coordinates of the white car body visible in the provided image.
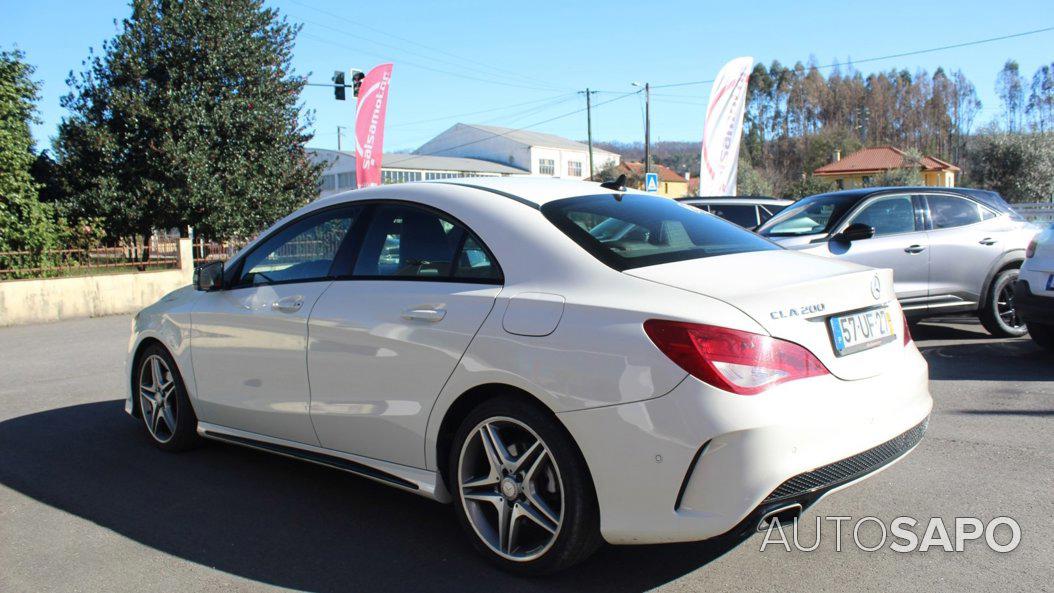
[127,178,931,556]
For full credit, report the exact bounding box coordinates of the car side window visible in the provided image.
[848,195,917,237]
[353,203,501,282]
[237,207,359,286]
[708,204,759,228]
[928,195,987,229]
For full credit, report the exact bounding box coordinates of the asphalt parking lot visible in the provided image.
[1,314,1051,593]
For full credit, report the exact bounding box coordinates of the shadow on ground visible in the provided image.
[913,322,1053,382]
[0,401,741,593]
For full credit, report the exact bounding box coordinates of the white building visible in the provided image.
[413,123,620,180]
[309,148,527,199]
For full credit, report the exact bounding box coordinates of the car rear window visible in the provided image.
[541,193,779,271]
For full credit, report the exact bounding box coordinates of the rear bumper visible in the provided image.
[557,343,932,545]
[1013,279,1054,325]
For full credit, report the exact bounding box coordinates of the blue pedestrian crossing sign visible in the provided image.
[644,172,659,192]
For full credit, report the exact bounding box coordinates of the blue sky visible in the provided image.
[4,0,1052,153]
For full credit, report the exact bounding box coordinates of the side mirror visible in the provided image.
[194,261,224,291]
[833,223,875,243]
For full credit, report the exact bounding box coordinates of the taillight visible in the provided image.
[1026,238,1037,258]
[643,320,829,396]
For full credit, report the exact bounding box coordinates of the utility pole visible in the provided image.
[632,82,651,175]
[337,125,348,151]
[644,82,650,176]
[580,89,598,179]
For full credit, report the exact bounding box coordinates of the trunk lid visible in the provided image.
[626,250,905,381]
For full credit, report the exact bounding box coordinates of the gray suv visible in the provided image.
[758,187,1037,337]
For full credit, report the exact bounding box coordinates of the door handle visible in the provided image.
[271,296,304,314]
[904,245,926,254]
[401,307,446,322]
[979,237,998,246]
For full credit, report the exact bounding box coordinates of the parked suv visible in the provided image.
[757,187,1037,337]
[1014,224,1054,349]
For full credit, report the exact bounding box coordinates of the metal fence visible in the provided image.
[192,240,246,265]
[0,239,181,281]
[1014,202,1054,224]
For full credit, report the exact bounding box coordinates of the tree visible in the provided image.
[55,0,321,247]
[965,132,1054,202]
[1027,63,1054,132]
[0,49,67,272]
[996,60,1025,132]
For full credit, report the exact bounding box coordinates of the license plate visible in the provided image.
[828,307,896,356]
[1046,274,1054,291]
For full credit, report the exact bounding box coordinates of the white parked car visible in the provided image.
[1015,223,1054,350]
[678,196,793,229]
[127,178,932,573]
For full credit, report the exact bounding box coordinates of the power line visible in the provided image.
[299,32,568,92]
[286,0,563,90]
[651,25,1054,90]
[395,90,641,165]
[291,14,570,93]
[387,93,578,129]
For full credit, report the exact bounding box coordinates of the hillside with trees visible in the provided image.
[597,59,1054,202]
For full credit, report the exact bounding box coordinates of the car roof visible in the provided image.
[679,196,793,206]
[425,176,653,207]
[800,186,1016,215]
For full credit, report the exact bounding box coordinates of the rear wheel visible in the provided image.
[980,269,1028,338]
[135,344,200,451]
[449,396,601,574]
[1027,322,1054,350]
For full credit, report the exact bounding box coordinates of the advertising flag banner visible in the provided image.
[355,63,394,188]
[698,57,753,196]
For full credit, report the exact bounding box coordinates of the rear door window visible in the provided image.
[707,204,760,228]
[927,195,994,229]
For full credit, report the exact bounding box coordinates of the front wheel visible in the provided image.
[980,269,1028,338]
[450,396,601,574]
[135,344,201,451]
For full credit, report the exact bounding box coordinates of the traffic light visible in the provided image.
[351,70,365,98]
[333,70,346,101]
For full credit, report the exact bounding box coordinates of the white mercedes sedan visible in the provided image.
[126,177,932,573]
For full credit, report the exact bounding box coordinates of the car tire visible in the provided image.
[980,268,1028,338]
[1027,322,1054,350]
[449,395,602,575]
[134,344,201,452]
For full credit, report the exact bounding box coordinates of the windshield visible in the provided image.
[542,193,779,271]
[759,194,860,237]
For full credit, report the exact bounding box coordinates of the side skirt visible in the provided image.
[197,422,451,502]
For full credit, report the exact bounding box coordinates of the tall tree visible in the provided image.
[0,49,66,267]
[1027,63,1054,133]
[996,60,1025,132]
[55,0,321,245]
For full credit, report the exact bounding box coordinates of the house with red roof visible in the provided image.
[813,146,960,189]
[612,162,688,198]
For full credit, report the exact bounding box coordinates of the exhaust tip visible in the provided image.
[757,503,803,532]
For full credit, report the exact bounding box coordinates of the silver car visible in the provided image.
[758,187,1037,337]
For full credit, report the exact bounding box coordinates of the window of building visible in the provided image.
[568,161,582,177]
[381,170,423,185]
[425,172,460,180]
[337,172,355,189]
[319,175,337,191]
[538,159,555,176]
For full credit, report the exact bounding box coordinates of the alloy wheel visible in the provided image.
[457,417,564,562]
[139,354,178,443]
[996,282,1023,330]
